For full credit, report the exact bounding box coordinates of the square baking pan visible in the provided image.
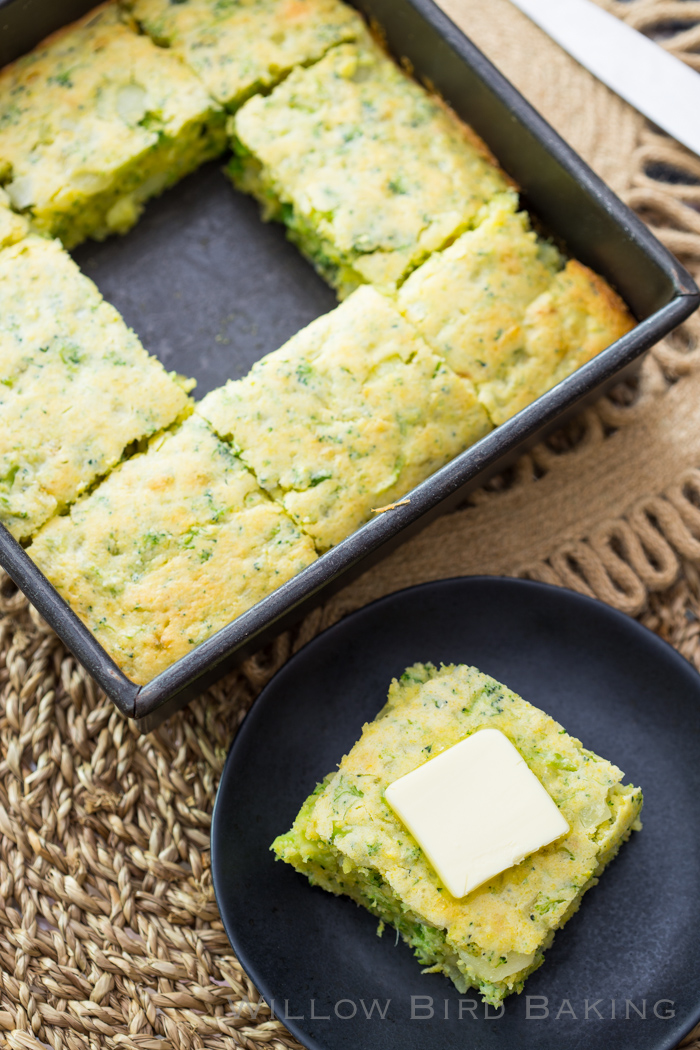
[0,0,697,731]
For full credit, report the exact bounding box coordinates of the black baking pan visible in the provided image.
[0,0,697,730]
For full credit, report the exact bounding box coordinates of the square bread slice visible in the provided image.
[197,286,492,551]
[273,662,643,1005]
[229,37,510,297]
[0,236,192,541]
[0,1,225,248]
[397,191,562,383]
[29,415,318,684]
[126,0,365,109]
[477,260,635,425]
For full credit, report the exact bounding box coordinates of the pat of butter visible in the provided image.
[384,727,569,898]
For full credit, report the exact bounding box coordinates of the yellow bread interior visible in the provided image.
[29,415,318,683]
[0,187,29,248]
[273,662,643,1004]
[397,191,562,382]
[0,236,192,541]
[0,1,225,247]
[229,37,511,296]
[197,286,492,551]
[478,259,636,424]
[127,0,366,108]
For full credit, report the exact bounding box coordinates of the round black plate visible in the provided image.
[212,578,700,1050]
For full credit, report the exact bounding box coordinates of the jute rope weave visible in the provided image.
[0,2,699,1047]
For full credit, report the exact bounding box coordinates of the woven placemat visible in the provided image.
[1,2,700,1048]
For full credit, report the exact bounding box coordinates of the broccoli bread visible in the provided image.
[229,37,511,297]
[398,193,634,424]
[0,187,29,248]
[0,236,191,542]
[29,415,317,684]
[273,662,643,1004]
[127,0,365,109]
[0,1,225,248]
[197,286,492,551]
[397,192,562,383]
[0,0,639,684]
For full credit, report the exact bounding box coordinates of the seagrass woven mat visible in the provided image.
[1,1,700,1048]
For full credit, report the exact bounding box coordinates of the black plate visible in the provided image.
[212,577,700,1050]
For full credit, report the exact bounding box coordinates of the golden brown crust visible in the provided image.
[29,416,317,683]
[562,258,636,332]
[275,662,643,1002]
[432,92,518,191]
[477,258,635,424]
